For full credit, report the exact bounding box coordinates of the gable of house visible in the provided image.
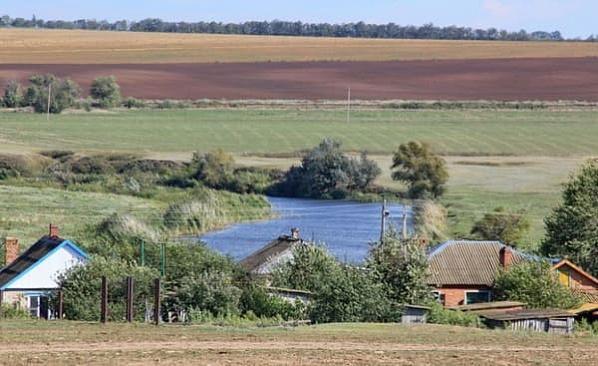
[0,236,88,291]
[552,259,598,293]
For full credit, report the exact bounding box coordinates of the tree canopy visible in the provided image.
[493,261,581,309]
[90,76,121,108]
[23,74,80,113]
[541,159,598,275]
[470,208,530,247]
[391,141,448,199]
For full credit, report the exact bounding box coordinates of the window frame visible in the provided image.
[464,290,491,305]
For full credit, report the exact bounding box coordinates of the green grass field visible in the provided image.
[0,320,597,365]
[1,109,598,155]
[0,108,594,249]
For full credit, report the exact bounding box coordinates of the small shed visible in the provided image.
[481,309,575,334]
[401,305,431,324]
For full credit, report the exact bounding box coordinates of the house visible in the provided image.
[427,240,598,307]
[0,224,88,318]
[239,228,302,276]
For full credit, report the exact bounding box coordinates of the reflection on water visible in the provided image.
[200,197,412,264]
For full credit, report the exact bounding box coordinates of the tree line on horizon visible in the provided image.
[1,14,579,41]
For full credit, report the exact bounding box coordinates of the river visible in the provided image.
[200,197,412,264]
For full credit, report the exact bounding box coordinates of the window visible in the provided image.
[432,291,446,306]
[465,290,491,305]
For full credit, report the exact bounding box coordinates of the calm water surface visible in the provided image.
[200,197,412,263]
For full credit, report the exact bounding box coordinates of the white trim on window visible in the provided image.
[464,290,491,305]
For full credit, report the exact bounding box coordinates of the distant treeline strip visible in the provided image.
[0,14,582,41]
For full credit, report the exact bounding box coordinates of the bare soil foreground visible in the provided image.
[2,57,598,100]
[2,321,598,365]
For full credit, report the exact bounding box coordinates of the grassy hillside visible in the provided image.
[1,109,598,156]
[3,28,598,63]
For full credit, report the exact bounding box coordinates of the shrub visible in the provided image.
[471,207,530,247]
[90,76,121,108]
[123,96,146,108]
[23,74,80,113]
[427,303,481,327]
[3,80,21,108]
[70,156,114,174]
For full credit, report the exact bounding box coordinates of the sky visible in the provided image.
[2,0,596,38]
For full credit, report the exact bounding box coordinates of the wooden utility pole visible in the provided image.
[380,198,388,242]
[57,290,64,320]
[100,276,108,323]
[402,204,408,240]
[154,278,161,325]
[46,84,51,121]
[126,277,134,323]
[346,87,351,123]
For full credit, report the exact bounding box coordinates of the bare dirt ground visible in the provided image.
[2,57,598,101]
[2,339,596,365]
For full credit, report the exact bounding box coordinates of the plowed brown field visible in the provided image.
[2,57,598,100]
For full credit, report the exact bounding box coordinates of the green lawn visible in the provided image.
[1,109,598,155]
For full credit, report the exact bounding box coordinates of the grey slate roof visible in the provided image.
[427,241,529,287]
[239,235,302,273]
[0,235,66,288]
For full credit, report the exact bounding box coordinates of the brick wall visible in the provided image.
[433,285,493,307]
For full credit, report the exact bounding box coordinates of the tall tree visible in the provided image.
[367,232,432,305]
[391,141,448,199]
[90,76,121,108]
[23,74,80,113]
[470,208,530,247]
[541,159,598,275]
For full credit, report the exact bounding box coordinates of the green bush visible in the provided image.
[23,74,80,113]
[1,303,31,319]
[90,76,121,108]
[427,303,481,327]
[123,97,146,108]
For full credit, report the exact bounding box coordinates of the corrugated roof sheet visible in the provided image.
[239,235,301,273]
[0,235,66,288]
[481,309,574,321]
[427,241,529,286]
[450,301,525,312]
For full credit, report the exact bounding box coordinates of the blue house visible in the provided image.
[0,224,88,318]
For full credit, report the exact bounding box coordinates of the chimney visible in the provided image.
[291,227,300,240]
[49,223,59,238]
[4,237,19,266]
[499,246,513,271]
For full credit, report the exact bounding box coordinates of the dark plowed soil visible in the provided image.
[2,57,598,101]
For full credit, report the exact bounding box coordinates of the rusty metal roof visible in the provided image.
[449,301,525,312]
[427,241,530,286]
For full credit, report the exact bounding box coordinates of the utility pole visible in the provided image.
[380,198,389,242]
[402,204,408,240]
[46,83,51,121]
[346,87,351,123]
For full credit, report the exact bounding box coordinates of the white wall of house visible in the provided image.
[4,245,86,290]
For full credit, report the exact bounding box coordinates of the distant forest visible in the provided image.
[3,14,595,41]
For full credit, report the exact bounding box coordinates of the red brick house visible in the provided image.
[427,241,598,307]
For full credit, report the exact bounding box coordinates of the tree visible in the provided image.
[3,80,21,108]
[470,208,530,247]
[190,149,235,189]
[367,232,432,305]
[23,74,80,113]
[273,138,380,199]
[391,141,448,199]
[541,159,598,275]
[90,76,121,108]
[493,261,581,309]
